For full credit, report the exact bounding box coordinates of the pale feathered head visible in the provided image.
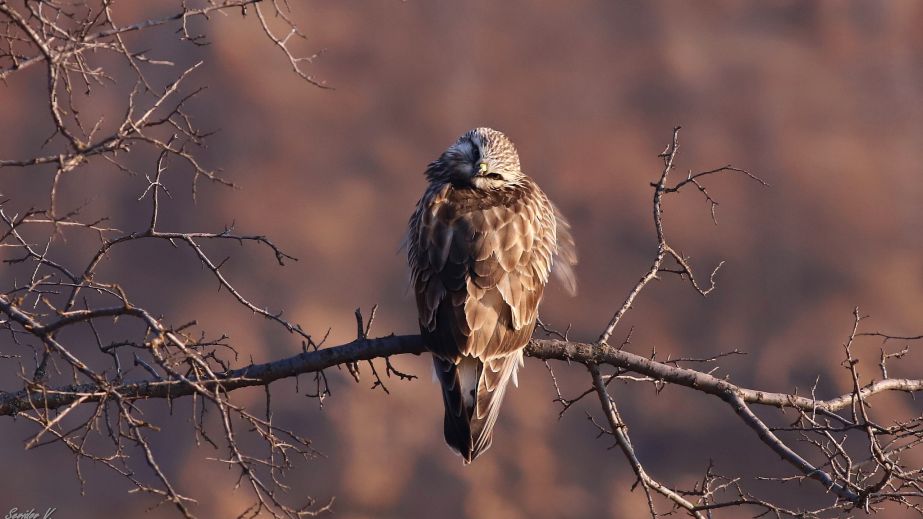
[426,127,524,190]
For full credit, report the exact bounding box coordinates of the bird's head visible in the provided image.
[426,127,523,190]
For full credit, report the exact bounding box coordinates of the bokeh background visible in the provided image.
[2,1,923,517]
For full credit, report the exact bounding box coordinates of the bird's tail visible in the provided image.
[433,350,523,463]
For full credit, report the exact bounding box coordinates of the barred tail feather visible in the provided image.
[433,351,522,463]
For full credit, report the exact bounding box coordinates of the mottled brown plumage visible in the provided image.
[407,128,577,462]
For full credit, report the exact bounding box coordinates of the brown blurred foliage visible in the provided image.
[2,1,923,517]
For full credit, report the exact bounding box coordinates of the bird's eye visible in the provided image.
[485,173,503,180]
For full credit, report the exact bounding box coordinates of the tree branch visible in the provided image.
[4,335,921,420]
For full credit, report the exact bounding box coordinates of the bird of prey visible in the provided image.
[407,127,577,463]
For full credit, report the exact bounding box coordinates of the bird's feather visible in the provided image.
[408,128,577,462]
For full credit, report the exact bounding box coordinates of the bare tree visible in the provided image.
[2,2,923,518]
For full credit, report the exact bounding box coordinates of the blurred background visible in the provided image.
[2,1,923,517]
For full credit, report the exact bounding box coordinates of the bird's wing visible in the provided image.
[409,181,563,461]
[411,184,554,360]
[550,202,578,296]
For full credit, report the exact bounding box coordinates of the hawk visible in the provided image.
[407,127,577,463]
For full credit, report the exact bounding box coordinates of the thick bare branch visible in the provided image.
[4,335,922,419]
